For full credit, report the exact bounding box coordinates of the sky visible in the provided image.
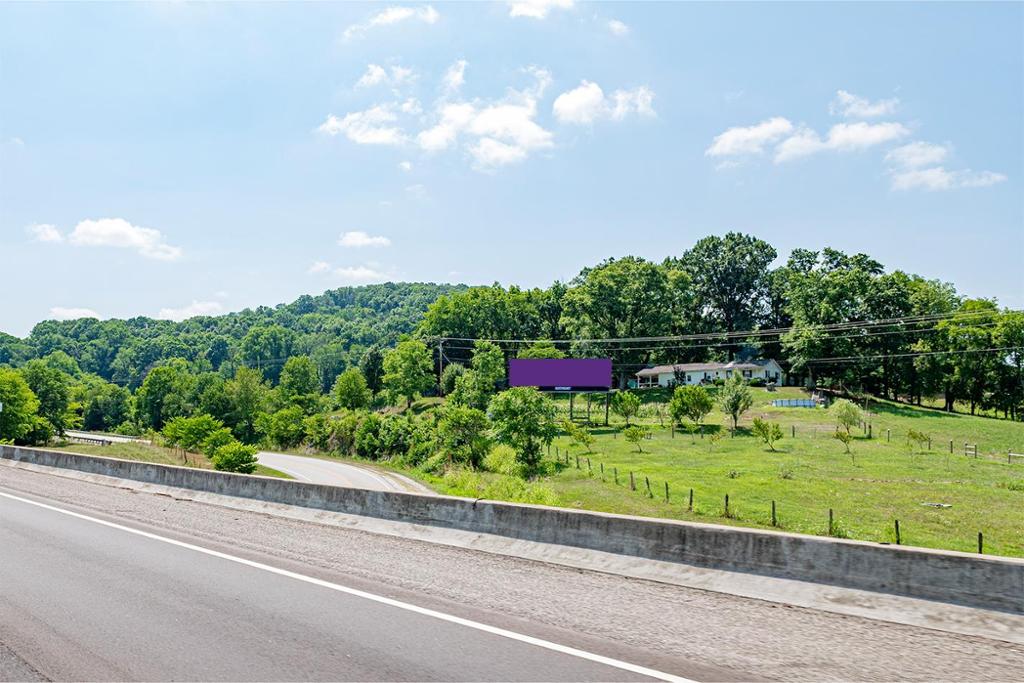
[1,1,1021,337]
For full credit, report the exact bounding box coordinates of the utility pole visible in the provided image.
[437,338,445,395]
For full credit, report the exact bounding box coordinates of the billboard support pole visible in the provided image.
[604,393,610,426]
[569,393,574,421]
[437,338,444,396]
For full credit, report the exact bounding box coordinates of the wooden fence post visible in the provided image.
[664,481,669,502]
[688,488,693,512]
[724,494,730,517]
[828,508,834,536]
[629,471,635,491]
[771,500,777,527]
[895,519,901,545]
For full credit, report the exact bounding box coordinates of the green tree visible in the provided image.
[278,355,321,413]
[261,405,306,449]
[610,391,641,426]
[517,341,566,359]
[212,441,259,473]
[561,419,595,452]
[383,340,435,408]
[162,414,225,453]
[487,387,557,475]
[675,232,777,334]
[19,359,72,435]
[436,405,491,467]
[0,368,40,442]
[360,346,385,397]
[829,399,863,435]
[225,366,270,442]
[332,368,372,410]
[440,362,466,395]
[135,360,195,430]
[717,376,753,431]
[668,385,714,439]
[239,325,295,384]
[751,417,783,451]
[623,424,651,452]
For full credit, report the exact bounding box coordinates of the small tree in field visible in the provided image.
[830,399,863,436]
[717,376,753,432]
[611,391,641,426]
[212,441,259,473]
[669,385,714,441]
[623,425,651,452]
[488,387,558,475]
[833,430,853,460]
[561,419,595,452]
[751,417,783,452]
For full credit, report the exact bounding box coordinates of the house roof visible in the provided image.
[635,359,778,377]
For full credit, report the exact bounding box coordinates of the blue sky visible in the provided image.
[1,1,1021,337]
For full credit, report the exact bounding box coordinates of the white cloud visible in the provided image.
[774,121,909,162]
[398,160,413,172]
[356,63,416,89]
[338,231,391,248]
[607,19,629,36]
[308,260,330,274]
[68,218,182,261]
[9,137,25,147]
[885,141,949,169]
[705,117,794,157]
[552,81,606,124]
[416,102,475,151]
[333,265,389,283]
[830,90,900,118]
[343,5,439,40]
[470,138,528,167]
[318,105,407,145]
[508,0,574,19]
[49,307,100,321]
[398,97,422,115]
[156,300,223,322]
[27,223,63,243]
[443,59,467,93]
[553,81,655,125]
[889,166,1007,191]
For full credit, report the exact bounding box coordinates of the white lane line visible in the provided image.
[0,490,694,682]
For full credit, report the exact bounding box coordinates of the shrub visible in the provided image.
[717,376,753,431]
[354,413,383,459]
[212,441,259,473]
[483,444,523,478]
[440,363,466,396]
[302,413,332,451]
[833,429,853,454]
[623,424,651,452]
[668,385,713,439]
[262,406,306,449]
[436,405,490,467]
[561,419,595,452]
[829,399,863,435]
[488,387,557,476]
[610,391,641,425]
[332,368,372,410]
[748,377,766,387]
[751,417,783,451]
[201,427,236,458]
[327,411,363,455]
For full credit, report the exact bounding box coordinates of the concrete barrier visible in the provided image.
[3,444,1022,613]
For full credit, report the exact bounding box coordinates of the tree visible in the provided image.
[449,341,505,409]
[0,368,40,442]
[135,360,195,430]
[610,391,641,426]
[668,385,713,439]
[332,368,372,410]
[517,342,566,359]
[383,340,435,409]
[440,363,465,395]
[717,376,753,431]
[675,232,777,334]
[436,405,491,467]
[561,419,595,452]
[162,414,224,453]
[212,441,259,473]
[487,387,557,475]
[623,425,651,452]
[829,399,863,435]
[833,430,853,455]
[225,366,270,443]
[239,325,294,384]
[19,359,72,435]
[261,406,306,449]
[751,418,783,452]
[360,346,385,397]
[278,356,321,413]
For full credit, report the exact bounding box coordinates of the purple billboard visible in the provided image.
[508,358,612,392]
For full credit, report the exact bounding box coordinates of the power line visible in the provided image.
[804,346,1023,365]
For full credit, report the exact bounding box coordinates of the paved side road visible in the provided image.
[256,451,432,493]
[1,465,1022,682]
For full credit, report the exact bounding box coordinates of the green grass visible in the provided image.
[47,441,292,479]
[538,387,1024,557]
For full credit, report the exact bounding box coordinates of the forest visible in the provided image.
[1,232,1022,461]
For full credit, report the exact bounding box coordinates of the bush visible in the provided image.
[829,399,863,435]
[212,441,259,473]
[488,387,558,476]
[201,427,236,458]
[749,377,766,387]
[354,413,383,459]
[561,419,595,452]
[332,368,372,410]
[610,391,641,425]
[327,410,363,455]
[436,405,490,467]
[378,413,414,458]
[751,417,783,451]
[440,363,466,396]
[623,424,651,452]
[483,444,524,478]
[261,406,306,449]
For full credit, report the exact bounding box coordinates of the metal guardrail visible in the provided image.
[66,435,112,446]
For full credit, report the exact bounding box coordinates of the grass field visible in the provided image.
[534,387,1024,557]
[46,441,291,479]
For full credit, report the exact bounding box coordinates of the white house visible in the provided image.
[635,359,785,388]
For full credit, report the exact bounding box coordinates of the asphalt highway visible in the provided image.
[256,451,432,493]
[1,465,1022,681]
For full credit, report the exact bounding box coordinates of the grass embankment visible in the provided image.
[538,387,1024,557]
[45,441,291,479]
